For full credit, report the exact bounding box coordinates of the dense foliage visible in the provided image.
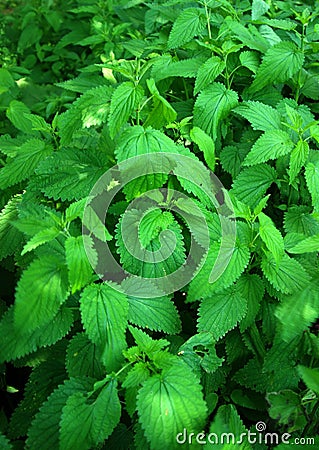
[1,0,319,448]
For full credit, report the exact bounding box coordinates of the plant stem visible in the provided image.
[295,23,306,103]
[204,1,212,40]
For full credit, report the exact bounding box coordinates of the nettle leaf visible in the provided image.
[198,285,247,340]
[0,433,12,450]
[267,390,302,425]
[193,82,238,141]
[122,279,181,334]
[21,227,61,255]
[14,255,69,333]
[250,41,304,92]
[144,78,177,129]
[234,101,282,132]
[237,274,264,331]
[80,283,128,371]
[0,139,53,189]
[258,212,284,264]
[65,235,96,293]
[154,58,204,82]
[75,85,113,128]
[289,140,309,183]
[252,0,270,20]
[194,56,226,95]
[298,366,319,395]
[243,130,294,166]
[35,148,108,201]
[220,145,248,178]
[6,100,34,134]
[167,8,206,49]
[26,377,93,450]
[276,279,319,342]
[116,209,186,279]
[231,164,277,208]
[0,196,24,261]
[60,378,121,450]
[137,362,207,450]
[190,126,215,171]
[0,305,73,363]
[66,332,104,378]
[261,253,311,294]
[115,126,178,200]
[305,160,319,211]
[108,81,144,138]
[284,205,319,235]
[239,50,260,73]
[288,234,319,253]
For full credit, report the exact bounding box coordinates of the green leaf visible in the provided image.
[234,101,282,132]
[108,81,144,138]
[26,378,92,450]
[258,212,284,264]
[168,8,206,49]
[267,390,302,425]
[65,235,96,293]
[24,113,52,134]
[0,433,12,450]
[194,56,226,95]
[154,58,204,82]
[0,196,24,261]
[21,227,61,255]
[193,82,238,141]
[252,0,270,20]
[250,41,304,92]
[0,67,15,94]
[14,255,69,333]
[284,206,319,235]
[0,305,73,363]
[115,126,177,200]
[66,332,104,378]
[0,138,53,189]
[298,366,319,394]
[288,234,319,253]
[144,78,177,129]
[35,148,108,201]
[261,253,310,294]
[305,160,319,211]
[276,280,319,342]
[123,279,181,333]
[6,100,34,134]
[289,140,309,183]
[220,145,248,178]
[231,164,277,209]
[80,283,128,371]
[190,126,215,171]
[243,130,294,166]
[137,362,207,450]
[238,274,264,331]
[60,378,121,450]
[198,285,247,340]
[239,51,260,74]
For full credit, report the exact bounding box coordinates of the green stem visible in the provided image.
[302,399,319,438]
[245,323,266,362]
[204,2,212,40]
[295,23,306,103]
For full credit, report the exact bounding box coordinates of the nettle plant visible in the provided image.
[1,0,319,448]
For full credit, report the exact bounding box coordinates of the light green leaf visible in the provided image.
[198,285,247,340]
[144,78,177,129]
[6,100,33,134]
[243,130,294,166]
[252,0,270,20]
[0,196,24,261]
[194,56,226,95]
[234,101,282,132]
[258,212,284,264]
[231,164,277,209]
[108,82,144,138]
[289,140,309,183]
[239,51,260,74]
[137,363,207,450]
[65,235,96,293]
[21,227,60,255]
[276,280,319,342]
[0,68,15,94]
[305,161,319,211]
[250,41,304,92]
[0,138,53,189]
[194,82,238,141]
[14,255,69,333]
[298,366,319,394]
[24,113,52,133]
[80,283,128,371]
[190,126,215,171]
[288,234,319,253]
[168,8,206,49]
[261,253,310,294]
[60,378,121,450]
